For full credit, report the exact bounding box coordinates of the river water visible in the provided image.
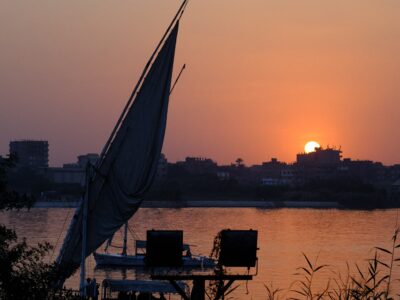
[1,207,399,299]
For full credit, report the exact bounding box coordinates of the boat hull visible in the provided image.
[93,252,215,268]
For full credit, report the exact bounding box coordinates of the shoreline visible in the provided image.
[33,199,341,209]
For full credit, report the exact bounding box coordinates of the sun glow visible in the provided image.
[304,141,320,153]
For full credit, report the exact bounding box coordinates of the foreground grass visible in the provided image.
[265,228,400,300]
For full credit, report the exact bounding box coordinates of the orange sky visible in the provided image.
[1,0,399,166]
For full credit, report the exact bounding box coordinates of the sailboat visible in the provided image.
[93,223,215,268]
[55,0,214,295]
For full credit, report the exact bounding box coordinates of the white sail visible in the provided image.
[56,21,180,279]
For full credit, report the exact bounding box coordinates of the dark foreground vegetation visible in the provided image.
[0,156,79,299]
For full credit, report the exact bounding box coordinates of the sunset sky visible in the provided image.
[1,0,399,166]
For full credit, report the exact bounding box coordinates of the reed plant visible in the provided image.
[265,227,400,300]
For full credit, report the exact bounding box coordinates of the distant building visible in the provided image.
[259,161,294,186]
[9,140,49,169]
[296,147,341,167]
[217,171,230,181]
[177,157,217,174]
[385,164,400,181]
[78,153,99,168]
[392,179,400,193]
[261,178,281,186]
[341,158,384,182]
[155,153,168,180]
[281,167,296,184]
[249,158,289,184]
[261,158,287,176]
[50,166,86,186]
[294,147,342,181]
[47,153,99,186]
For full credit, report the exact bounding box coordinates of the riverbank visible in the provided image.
[33,199,340,208]
[148,200,340,208]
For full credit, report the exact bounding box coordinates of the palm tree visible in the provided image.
[235,158,244,167]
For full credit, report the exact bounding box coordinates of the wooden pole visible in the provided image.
[122,222,128,256]
[80,165,91,297]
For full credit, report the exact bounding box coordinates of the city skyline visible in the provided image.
[5,138,398,168]
[1,0,400,166]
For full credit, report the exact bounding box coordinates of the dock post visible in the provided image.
[191,279,205,300]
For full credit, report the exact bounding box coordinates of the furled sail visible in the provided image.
[56,21,180,279]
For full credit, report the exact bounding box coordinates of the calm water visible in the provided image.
[1,207,399,299]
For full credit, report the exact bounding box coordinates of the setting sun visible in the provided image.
[304,141,320,153]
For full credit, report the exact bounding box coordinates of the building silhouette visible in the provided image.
[296,146,341,167]
[9,140,49,169]
[250,158,291,185]
[48,153,99,186]
[176,157,217,174]
[78,153,99,168]
[5,137,400,204]
[155,153,168,180]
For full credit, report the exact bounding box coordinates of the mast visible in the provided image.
[80,165,91,297]
[98,0,188,166]
[122,222,128,256]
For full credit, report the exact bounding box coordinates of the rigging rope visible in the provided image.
[127,222,141,241]
[98,0,189,165]
[169,64,186,95]
[51,206,73,261]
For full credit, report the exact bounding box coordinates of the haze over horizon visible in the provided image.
[1,0,399,167]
